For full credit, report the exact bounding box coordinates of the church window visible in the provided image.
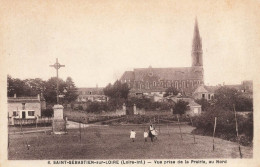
[202,94,205,98]
[153,81,156,87]
[89,91,92,95]
[187,80,189,88]
[182,81,186,88]
[175,81,178,89]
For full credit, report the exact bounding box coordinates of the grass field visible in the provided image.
[8,124,253,159]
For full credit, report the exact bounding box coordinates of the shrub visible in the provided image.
[41,108,53,117]
[172,100,189,115]
[192,107,253,146]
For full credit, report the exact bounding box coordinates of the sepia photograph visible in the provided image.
[0,0,260,166]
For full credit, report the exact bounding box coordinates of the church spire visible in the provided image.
[192,17,203,66]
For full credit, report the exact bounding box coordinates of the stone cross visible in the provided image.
[49,58,65,104]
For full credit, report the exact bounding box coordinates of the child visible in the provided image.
[130,130,136,142]
[144,130,148,142]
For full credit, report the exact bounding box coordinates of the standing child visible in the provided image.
[144,130,148,142]
[130,130,136,142]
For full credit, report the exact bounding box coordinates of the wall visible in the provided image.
[8,102,41,118]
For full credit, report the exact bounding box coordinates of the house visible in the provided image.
[8,94,42,119]
[186,101,202,116]
[77,87,108,102]
[192,85,214,100]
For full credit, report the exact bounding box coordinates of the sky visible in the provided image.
[1,0,260,88]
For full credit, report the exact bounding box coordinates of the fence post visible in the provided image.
[177,115,183,141]
[233,104,243,158]
[213,117,217,151]
[79,122,81,143]
[189,116,196,144]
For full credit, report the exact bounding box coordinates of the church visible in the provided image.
[120,19,204,96]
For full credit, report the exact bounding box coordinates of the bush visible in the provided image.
[41,108,53,117]
[172,100,189,115]
[192,107,253,146]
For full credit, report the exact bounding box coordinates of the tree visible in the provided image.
[24,78,46,96]
[172,100,189,115]
[43,77,66,104]
[103,80,130,99]
[7,75,32,97]
[163,87,179,97]
[195,98,211,111]
[64,77,78,103]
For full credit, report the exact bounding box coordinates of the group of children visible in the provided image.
[130,125,158,142]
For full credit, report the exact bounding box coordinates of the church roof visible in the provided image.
[120,71,135,81]
[132,67,203,81]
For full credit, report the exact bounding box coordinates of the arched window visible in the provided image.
[182,81,185,88]
[153,81,156,87]
[175,81,178,89]
[187,80,189,88]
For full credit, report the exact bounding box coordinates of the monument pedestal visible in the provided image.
[52,104,67,134]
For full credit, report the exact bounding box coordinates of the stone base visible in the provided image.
[53,119,67,134]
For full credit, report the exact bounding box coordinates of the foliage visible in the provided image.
[103,80,130,99]
[195,98,211,111]
[172,100,189,115]
[8,75,45,97]
[41,108,54,117]
[213,86,253,111]
[7,75,79,104]
[64,77,78,103]
[85,102,109,113]
[192,106,253,146]
[43,77,66,104]
[163,87,179,97]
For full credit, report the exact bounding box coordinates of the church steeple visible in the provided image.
[191,17,203,67]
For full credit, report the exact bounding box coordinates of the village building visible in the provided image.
[120,18,204,96]
[8,94,45,119]
[77,87,108,102]
[186,101,202,116]
[192,85,215,100]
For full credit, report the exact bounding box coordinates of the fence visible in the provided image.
[8,117,53,126]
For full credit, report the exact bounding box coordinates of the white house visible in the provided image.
[8,94,41,119]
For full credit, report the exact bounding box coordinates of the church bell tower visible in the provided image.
[191,18,203,67]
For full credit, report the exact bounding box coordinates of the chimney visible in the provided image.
[14,94,16,98]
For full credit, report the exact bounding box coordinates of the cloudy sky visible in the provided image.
[1,0,260,87]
